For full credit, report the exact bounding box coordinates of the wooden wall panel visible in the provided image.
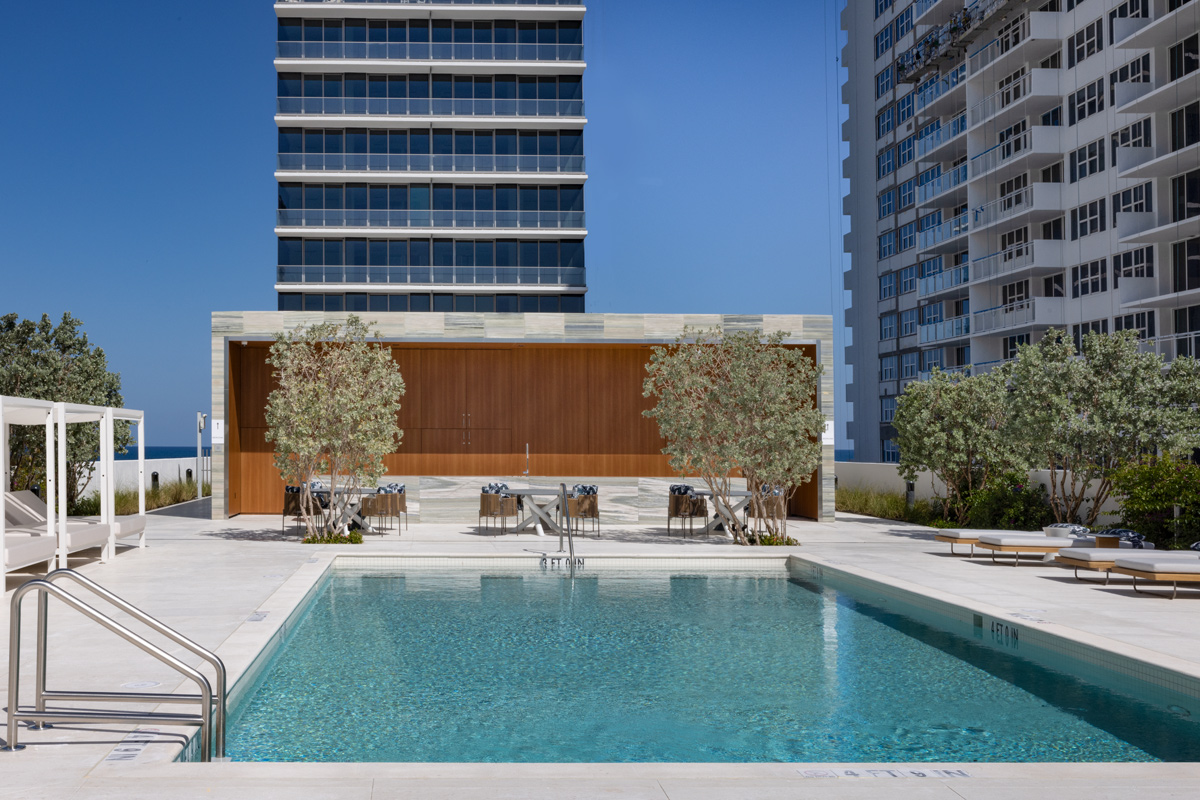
[227,344,242,516]
[465,350,512,430]
[236,346,272,428]
[390,349,423,433]
[416,350,466,429]
[586,349,664,456]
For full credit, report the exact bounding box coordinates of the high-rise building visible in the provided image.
[273,0,588,314]
[842,0,1200,462]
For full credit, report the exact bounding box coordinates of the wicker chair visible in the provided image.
[747,495,788,535]
[667,494,708,537]
[361,493,408,533]
[479,493,518,536]
[282,491,323,534]
[566,494,599,538]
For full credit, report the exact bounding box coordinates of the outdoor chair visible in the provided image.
[566,493,599,538]
[379,491,408,532]
[1111,555,1200,599]
[976,531,1093,566]
[5,490,113,562]
[357,495,386,536]
[934,528,1044,557]
[667,493,708,538]
[747,495,788,536]
[479,492,518,536]
[282,488,323,534]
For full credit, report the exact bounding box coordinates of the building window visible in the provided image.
[882,438,900,463]
[897,135,915,167]
[1002,279,1029,308]
[919,210,942,232]
[1169,33,1199,82]
[1067,19,1104,69]
[877,106,895,139]
[1069,79,1105,125]
[881,397,897,423]
[876,0,894,18]
[920,348,942,372]
[1070,199,1107,240]
[1073,319,1109,351]
[998,68,1027,109]
[1171,101,1199,152]
[901,351,918,380]
[880,272,897,298]
[879,190,895,219]
[1109,0,1148,42]
[1112,182,1153,225]
[899,264,917,293]
[1044,273,1065,297]
[1115,311,1156,339]
[898,178,916,209]
[877,66,894,98]
[901,308,918,336]
[894,6,913,39]
[1113,246,1154,286]
[1172,168,1200,222]
[878,147,895,178]
[1000,227,1029,259]
[1109,53,1150,105]
[875,25,893,59]
[880,355,898,381]
[1069,139,1105,182]
[1003,334,1030,360]
[879,231,897,259]
[1071,259,1108,297]
[1042,217,1065,240]
[920,302,942,325]
[880,313,898,340]
[1113,117,1153,162]
[897,92,914,123]
[898,223,917,252]
[1174,237,1200,293]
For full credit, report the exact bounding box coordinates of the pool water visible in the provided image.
[226,570,1200,762]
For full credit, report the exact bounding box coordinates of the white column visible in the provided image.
[56,405,68,570]
[138,416,146,517]
[0,405,7,572]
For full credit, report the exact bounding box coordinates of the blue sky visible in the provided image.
[1,0,848,445]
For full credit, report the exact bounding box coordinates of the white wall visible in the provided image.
[77,457,211,496]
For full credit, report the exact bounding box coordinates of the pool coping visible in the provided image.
[97,550,1200,770]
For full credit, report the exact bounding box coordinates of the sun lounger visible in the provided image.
[1053,546,1187,584]
[6,489,138,559]
[3,531,58,574]
[1111,556,1200,599]
[934,529,1045,556]
[976,533,1092,566]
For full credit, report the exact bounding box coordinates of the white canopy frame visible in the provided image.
[1,396,60,575]
[107,406,147,555]
[53,403,114,568]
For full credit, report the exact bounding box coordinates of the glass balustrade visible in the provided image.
[277,153,585,173]
[277,265,586,285]
[919,314,970,344]
[919,264,969,296]
[277,97,585,117]
[276,209,586,228]
[277,41,584,61]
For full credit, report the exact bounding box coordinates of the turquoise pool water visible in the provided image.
[226,569,1200,762]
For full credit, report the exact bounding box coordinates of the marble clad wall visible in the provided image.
[211,312,835,523]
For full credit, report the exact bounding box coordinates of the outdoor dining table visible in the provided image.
[508,488,565,537]
[313,487,378,535]
[691,489,754,537]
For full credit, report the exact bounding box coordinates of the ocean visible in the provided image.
[114,447,208,461]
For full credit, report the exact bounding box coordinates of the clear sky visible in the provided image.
[1,0,849,446]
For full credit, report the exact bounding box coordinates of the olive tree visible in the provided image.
[642,327,825,544]
[0,313,130,511]
[1006,329,1200,526]
[893,368,1025,524]
[265,316,406,539]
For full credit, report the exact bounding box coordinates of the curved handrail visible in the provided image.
[41,569,226,758]
[6,579,214,761]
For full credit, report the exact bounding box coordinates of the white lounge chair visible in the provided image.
[4,490,113,562]
[976,532,1092,566]
[1111,556,1200,599]
[3,530,58,574]
[934,528,1046,557]
[1052,546,1191,584]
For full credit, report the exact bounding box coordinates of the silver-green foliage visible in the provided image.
[642,327,825,544]
[265,316,406,537]
[0,313,130,510]
[893,368,1024,524]
[1005,329,1200,526]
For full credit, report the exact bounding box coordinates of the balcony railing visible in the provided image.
[972,297,1061,334]
[276,209,586,228]
[919,212,968,250]
[918,163,967,205]
[971,245,1034,282]
[1139,331,1200,364]
[279,1,584,5]
[278,153,586,174]
[920,314,970,344]
[971,187,1032,229]
[919,264,969,297]
[277,97,585,117]
[276,42,584,61]
[918,363,970,381]
[968,14,1028,74]
[970,129,1031,178]
[915,64,966,113]
[917,114,967,159]
[277,265,585,286]
[969,73,1030,127]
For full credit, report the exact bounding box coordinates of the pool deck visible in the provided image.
[4,505,1200,798]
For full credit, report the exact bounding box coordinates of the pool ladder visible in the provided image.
[3,569,227,762]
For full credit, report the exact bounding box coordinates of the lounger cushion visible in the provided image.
[1115,557,1200,574]
[938,529,1044,541]
[980,534,1083,548]
[936,530,980,541]
[4,491,45,527]
[4,532,56,571]
[112,515,146,539]
[1058,547,1171,564]
[62,523,111,552]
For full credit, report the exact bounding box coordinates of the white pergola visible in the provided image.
[1,396,61,574]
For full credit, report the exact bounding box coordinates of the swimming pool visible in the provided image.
[225,565,1200,763]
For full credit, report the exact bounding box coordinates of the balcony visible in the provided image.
[277,153,586,175]
[920,314,970,344]
[914,0,956,25]
[968,69,1060,131]
[970,239,1063,284]
[276,264,585,287]
[1114,0,1200,50]
[919,211,969,253]
[967,12,1061,78]
[276,209,586,230]
[970,183,1063,232]
[972,296,1063,334]
[1138,331,1200,364]
[919,263,969,297]
[1118,211,1200,247]
[918,363,970,381]
[916,64,967,117]
[1118,140,1200,181]
[898,0,1027,83]
[1118,69,1200,116]
[969,125,1061,182]
[917,113,967,162]
[276,97,585,118]
[276,41,583,62]
[917,162,968,208]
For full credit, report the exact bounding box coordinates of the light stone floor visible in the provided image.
[3,503,1200,798]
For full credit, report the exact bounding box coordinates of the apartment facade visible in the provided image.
[273,0,588,313]
[842,0,1200,462]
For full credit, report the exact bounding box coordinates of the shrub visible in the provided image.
[756,533,799,546]
[69,480,212,517]
[835,487,938,526]
[302,530,363,545]
[1112,457,1200,549]
[966,474,1053,531]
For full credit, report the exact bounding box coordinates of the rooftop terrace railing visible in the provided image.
[277,265,585,285]
[278,153,585,174]
[276,209,586,229]
[277,97,585,117]
[277,41,583,61]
